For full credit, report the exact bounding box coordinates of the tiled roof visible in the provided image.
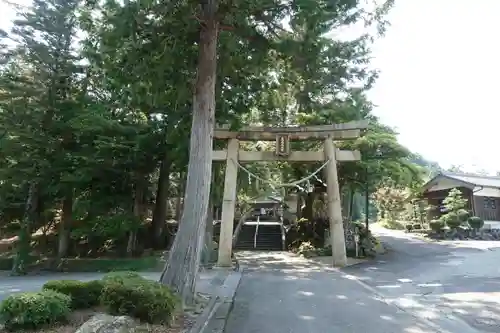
[443,172,500,188]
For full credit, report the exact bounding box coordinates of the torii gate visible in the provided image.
[212,120,368,267]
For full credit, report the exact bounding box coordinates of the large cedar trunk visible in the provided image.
[151,153,171,249]
[12,182,39,275]
[127,175,146,255]
[175,174,185,221]
[201,204,214,266]
[57,189,73,260]
[301,192,315,221]
[160,0,219,306]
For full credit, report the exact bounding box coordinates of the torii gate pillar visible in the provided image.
[217,139,239,267]
[324,137,347,267]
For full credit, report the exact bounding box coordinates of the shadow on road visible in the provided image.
[229,251,450,332]
[340,230,500,332]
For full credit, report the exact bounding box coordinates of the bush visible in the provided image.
[429,219,445,232]
[457,209,470,222]
[468,216,484,230]
[102,271,145,283]
[0,290,71,330]
[42,280,103,309]
[0,255,40,271]
[441,212,461,229]
[55,257,160,273]
[378,219,405,230]
[100,278,178,324]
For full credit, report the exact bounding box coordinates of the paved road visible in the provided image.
[226,252,442,333]
[341,227,500,332]
[226,230,500,333]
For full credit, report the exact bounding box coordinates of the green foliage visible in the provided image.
[0,290,71,330]
[429,219,445,232]
[439,189,469,229]
[42,280,103,309]
[468,216,484,230]
[0,0,412,294]
[102,271,145,283]
[100,277,178,324]
[56,257,161,273]
[442,188,468,213]
[377,219,405,230]
[295,241,316,257]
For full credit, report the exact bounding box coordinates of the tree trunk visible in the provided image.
[295,194,302,220]
[12,182,39,275]
[127,175,146,256]
[57,189,73,260]
[365,187,370,229]
[175,174,185,222]
[160,0,219,307]
[301,192,315,222]
[151,153,171,249]
[348,190,355,220]
[201,204,214,266]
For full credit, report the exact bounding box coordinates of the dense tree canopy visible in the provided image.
[0,0,431,303]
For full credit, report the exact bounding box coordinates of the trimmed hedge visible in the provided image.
[101,271,145,283]
[42,279,104,309]
[429,219,445,232]
[100,275,178,324]
[468,216,484,230]
[56,257,161,272]
[0,290,71,330]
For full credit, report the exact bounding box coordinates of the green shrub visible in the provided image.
[316,246,332,256]
[468,216,484,230]
[102,271,145,283]
[441,212,461,229]
[54,257,160,273]
[0,290,71,330]
[295,242,317,257]
[0,255,40,271]
[457,209,470,222]
[100,278,178,324]
[378,219,405,230]
[42,279,103,309]
[429,219,445,232]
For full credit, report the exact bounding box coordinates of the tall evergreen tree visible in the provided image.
[0,0,81,274]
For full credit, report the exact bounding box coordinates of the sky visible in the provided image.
[367,1,500,174]
[1,0,499,174]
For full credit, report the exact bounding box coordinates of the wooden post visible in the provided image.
[324,137,347,267]
[217,139,239,267]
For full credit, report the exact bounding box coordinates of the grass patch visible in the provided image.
[0,254,41,271]
[0,255,164,273]
[374,219,405,230]
[57,257,163,272]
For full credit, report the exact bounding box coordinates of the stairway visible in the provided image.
[235,222,284,251]
[234,224,256,250]
[213,220,284,251]
[255,223,283,251]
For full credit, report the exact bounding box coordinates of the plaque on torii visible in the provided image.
[275,134,290,156]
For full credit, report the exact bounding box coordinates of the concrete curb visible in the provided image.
[187,296,221,333]
[189,265,243,333]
